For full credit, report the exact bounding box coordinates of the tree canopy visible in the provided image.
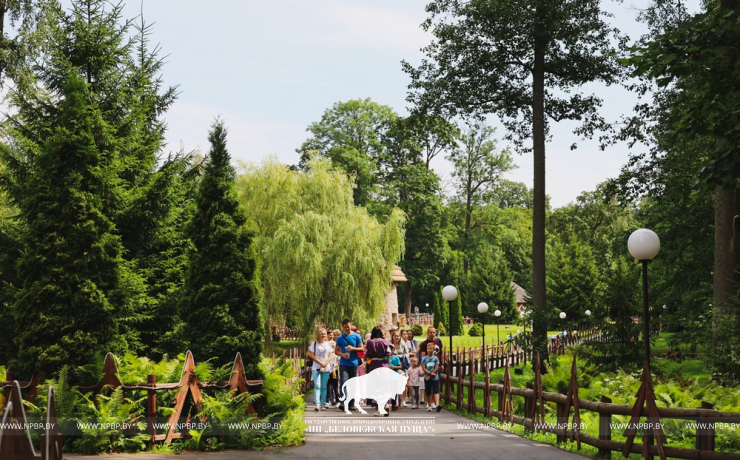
[236,157,405,337]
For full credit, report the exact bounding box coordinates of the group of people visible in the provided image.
[306,320,446,416]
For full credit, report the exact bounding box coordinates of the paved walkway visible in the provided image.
[67,396,586,460]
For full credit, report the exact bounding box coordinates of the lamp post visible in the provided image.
[442,285,458,377]
[559,311,567,345]
[494,309,501,345]
[628,228,660,368]
[425,303,429,324]
[478,302,489,371]
[477,302,488,347]
[585,309,591,330]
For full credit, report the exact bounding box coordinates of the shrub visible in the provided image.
[411,324,423,336]
[468,323,483,337]
[437,322,447,336]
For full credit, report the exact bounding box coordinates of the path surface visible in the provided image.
[66,396,586,460]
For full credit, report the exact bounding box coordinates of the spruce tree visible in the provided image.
[469,248,517,322]
[180,121,263,376]
[449,287,465,336]
[433,289,443,331]
[1,0,185,360]
[9,73,127,375]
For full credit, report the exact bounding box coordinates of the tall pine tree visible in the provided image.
[180,121,263,376]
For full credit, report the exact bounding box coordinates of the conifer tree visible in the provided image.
[449,286,464,336]
[1,0,185,361]
[468,248,517,322]
[180,121,263,376]
[433,288,443,331]
[8,73,127,375]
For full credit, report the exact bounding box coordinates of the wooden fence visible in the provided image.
[0,351,265,459]
[437,337,740,460]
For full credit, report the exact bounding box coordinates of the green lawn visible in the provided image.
[413,324,572,349]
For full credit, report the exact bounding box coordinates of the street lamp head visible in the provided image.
[494,309,501,317]
[628,228,661,261]
[559,312,566,319]
[585,310,591,316]
[425,303,429,307]
[442,285,458,302]
[477,302,489,314]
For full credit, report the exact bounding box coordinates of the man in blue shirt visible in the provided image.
[334,318,364,409]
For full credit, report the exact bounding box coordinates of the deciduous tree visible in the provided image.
[405,0,624,370]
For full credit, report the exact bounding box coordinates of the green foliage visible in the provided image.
[625,2,740,191]
[180,121,263,375]
[546,239,602,325]
[449,287,464,336]
[0,0,188,372]
[468,247,517,322]
[468,322,483,337]
[236,157,405,337]
[6,72,131,375]
[436,322,447,337]
[581,256,642,371]
[297,98,397,208]
[703,310,740,383]
[411,324,423,336]
[23,354,305,454]
[433,287,449,331]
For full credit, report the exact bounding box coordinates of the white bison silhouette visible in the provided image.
[338,367,408,415]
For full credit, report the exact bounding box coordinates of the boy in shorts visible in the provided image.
[420,342,441,412]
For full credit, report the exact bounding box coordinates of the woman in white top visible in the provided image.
[308,327,335,411]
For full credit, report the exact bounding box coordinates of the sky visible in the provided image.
[107,0,688,209]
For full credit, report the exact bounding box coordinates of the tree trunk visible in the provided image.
[713,185,736,339]
[531,1,548,373]
[712,0,740,341]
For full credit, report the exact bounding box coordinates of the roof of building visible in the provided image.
[391,265,408,283]
[511,282,529,304]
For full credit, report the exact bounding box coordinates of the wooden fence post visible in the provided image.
[525,382,534,433]
[497,378,504,422]
[556,391,567,444]
[484,368,491,418]
[147,374,157,443]
[456,349,463,410]
[695,401,715,452]
[468,354,476,413]
[598,396,612,459]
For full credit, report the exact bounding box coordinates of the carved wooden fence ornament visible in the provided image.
[0,381,61,460]
[622,362,667,460]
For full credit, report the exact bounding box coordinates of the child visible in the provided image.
[388,344,403,411]
[406,357,423,409]
[420,342,441,412]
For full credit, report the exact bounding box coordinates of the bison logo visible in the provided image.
[338,367,408,416]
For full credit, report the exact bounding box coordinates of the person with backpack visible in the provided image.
[307,327,335,411]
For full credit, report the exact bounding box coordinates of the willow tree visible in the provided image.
[404,0,623,369]
[236,157,405,338]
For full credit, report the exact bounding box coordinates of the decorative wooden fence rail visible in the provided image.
[0,382,61,460]
[438,343,740,460]
[0,350,265,458]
